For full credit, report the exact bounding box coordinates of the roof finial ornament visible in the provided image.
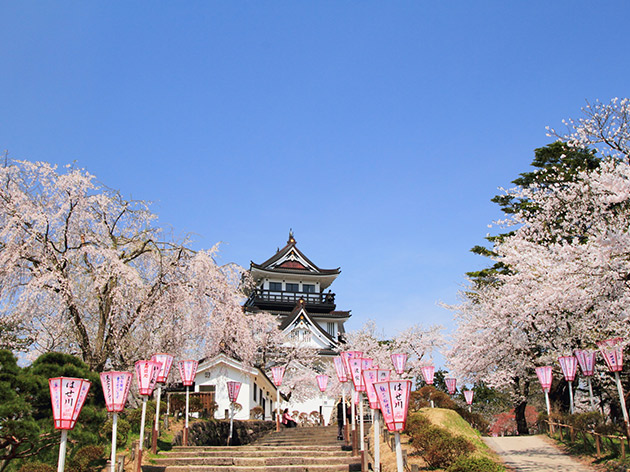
[288,229,296,244]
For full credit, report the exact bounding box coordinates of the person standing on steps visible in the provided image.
[282,408,297,428]
[336,400,345,440]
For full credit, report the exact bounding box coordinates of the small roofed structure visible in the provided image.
[193,353,279,421]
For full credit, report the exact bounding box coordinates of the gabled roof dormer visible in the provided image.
[278,300,339,352]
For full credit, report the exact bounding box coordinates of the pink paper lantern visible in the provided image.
[135,360,162,396]
[535,366,553,393]
[178,359,199,387]
[362,358,374,371]
[227,381,242,402]
[340,351,363,379]
[420,365,435,385]
[574,349,596,376]
[349,357,366,392]
[445,377,457,395]
[271,366,285,387]
[333,357,348,383]
[558,356,578,382]
[316,374,329,392]
[463,390,474,405]
[49,377,92,430]
[598,338,624,372]
[363,369,391,409]
[100,371,132,412]
[391,353,408,375]
[374,380,412,432]
[151,353,174,383]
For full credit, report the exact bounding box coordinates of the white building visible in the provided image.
[193,353,278,421]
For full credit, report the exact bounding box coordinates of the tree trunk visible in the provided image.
[514,400,530,435]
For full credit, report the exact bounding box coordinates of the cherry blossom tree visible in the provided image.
[448,98,630,432]
[0,159,275,369]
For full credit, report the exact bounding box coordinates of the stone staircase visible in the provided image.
[143,425,361,472]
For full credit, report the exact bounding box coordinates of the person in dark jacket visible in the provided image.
[336,400,345,440]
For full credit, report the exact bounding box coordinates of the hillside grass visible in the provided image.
[417,407,499,461]
[373,408,504,471]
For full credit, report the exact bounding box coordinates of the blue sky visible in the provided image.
[2,1,629,342]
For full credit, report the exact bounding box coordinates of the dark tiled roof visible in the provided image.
[251,239,340,275]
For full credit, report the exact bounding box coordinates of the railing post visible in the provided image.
[622,437,626,460]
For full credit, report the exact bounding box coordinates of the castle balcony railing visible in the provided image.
[246,289,336,312]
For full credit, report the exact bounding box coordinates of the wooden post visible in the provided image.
[595,434,601,457]
[559,425,563,441]
[570,426,575,442]
[622,437,626,461]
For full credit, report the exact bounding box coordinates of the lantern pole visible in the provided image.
[276,387,280,432]
[109,413,118,472]
[615,371,629,425]
[394,431,403,472]
[373,409,381,472]
[184,385,190,446]
[228,401,235,446]
[152,386,162,453]
[342,384,348,446]
[587,377,595,409]
[56,429,68,472]
[136,396,148,472]
[351,389,357,455]
[359,392,365,452]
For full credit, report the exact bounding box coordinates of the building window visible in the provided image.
[303,284,315,293]
[286,283,299,292]
[291,329,311,342]
[253,384,257,401]
[269,282,282,291]
[326,322,335,336]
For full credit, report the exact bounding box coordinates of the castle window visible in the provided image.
[303,284,315,293]
[286,283,299,292]
[269,282,282,291]
[326,322,335,336]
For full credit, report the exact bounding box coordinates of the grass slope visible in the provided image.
[417,407,497,460]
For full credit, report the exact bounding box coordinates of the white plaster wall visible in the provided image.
[194,364,252,421]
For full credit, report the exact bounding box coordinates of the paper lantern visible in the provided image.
[100,371,132,412]
[574,349,596,376]
[178,360,199,387]
[49,377,91,430]
[558,356,578,382]
[363,369,391,409]
[598,338,624,372]
[227,381,242,403]
[374,380,412,432]
[271,366,285,387]
[333,357,348,382]
[349,357,366,392]
[151,354,174,383]
[390,353,408,375]
[316,374,329,392]
[361,358,374,371]
[535,366,553,393]
[420,365,435,385]
[340,351,363,379]
[464,390,474,405]
[135,360,161,395]
[445,378,457,395]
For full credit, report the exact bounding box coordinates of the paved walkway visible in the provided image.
[483,435,597,472]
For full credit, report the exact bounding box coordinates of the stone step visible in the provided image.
[171,445,342,452]
[161,450,351,458]
[143,465,360,472]
[151,456,357,467]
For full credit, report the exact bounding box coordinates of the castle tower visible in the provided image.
[244,231,351,355]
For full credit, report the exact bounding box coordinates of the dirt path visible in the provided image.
[483,435,597,471]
